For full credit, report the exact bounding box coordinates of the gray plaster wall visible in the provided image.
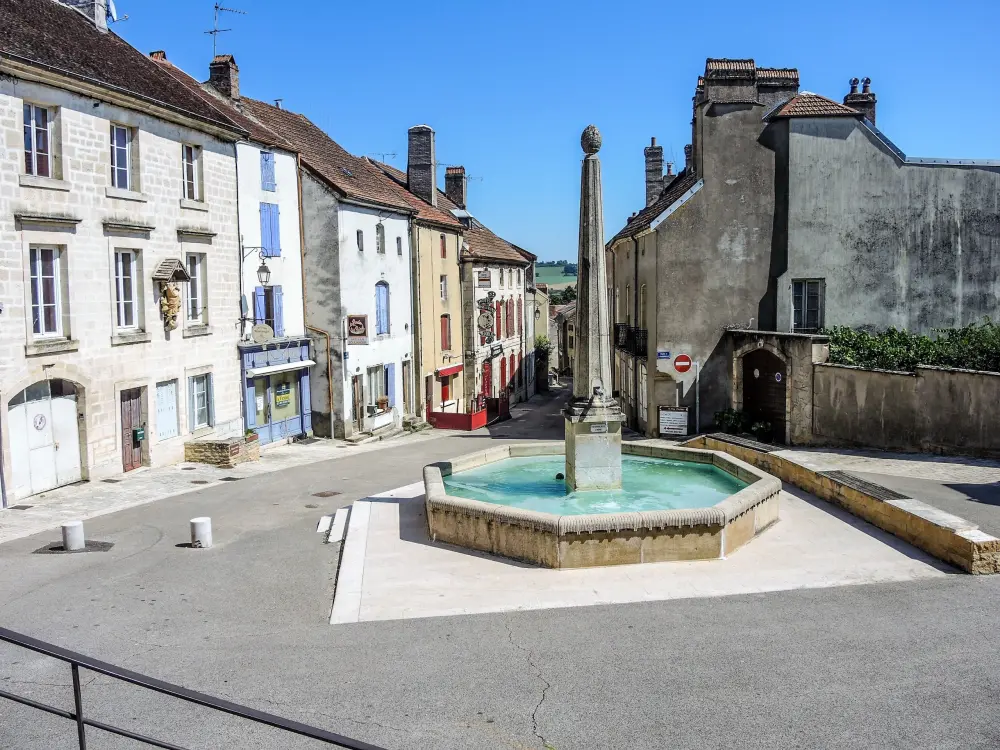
[652,103,778,431]
[812,363,1000,457]
[778,119,1000,333]
[300,171,345,438]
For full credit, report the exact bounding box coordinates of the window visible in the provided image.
[29,246,61,337]
[260,151,276,191]
[506,298,514,337]
[440,314,452,351]
[517,269,521,286]
[508,269,513,287]
[396,236,402,256]
[114,250,139,330]
[568,323,575,350]
[254,285,284,336]
[23,103,51,177]
[182,144,201,200]
[367,365,387,408]
[499,270,504,288]
[440,234,447,259]
[357,229,364,252]
[186,254,206,323]
[441,375,451,403]
[110,124,131,190]
[625,284,631,325]
[517,298,523,336]
[376,224,385,254]
[188,373,213,431]
[639,284,647,326]
[440,275,448,301]
[375,281,390,335]
[638,362,648,415]
[260,203,280,257]
[793,279,825,332]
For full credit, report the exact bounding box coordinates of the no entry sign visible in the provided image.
[674,354,692,373]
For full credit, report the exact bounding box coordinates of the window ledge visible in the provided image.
[111,330,152,346]
[182,324,213,338]
[25,338,79,357]
[106,186,148,202]
[19,174,70,191]
[191,425,214,439]
[179,198,209,212]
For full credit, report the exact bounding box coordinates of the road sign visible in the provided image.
[674,354,692,373]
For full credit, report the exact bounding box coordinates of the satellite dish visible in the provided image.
[251,324,274,344]
[107,0,118,21]
[240,294,249,317]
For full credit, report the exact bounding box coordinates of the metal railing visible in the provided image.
[0,626,388,750]
[613,324,647,357]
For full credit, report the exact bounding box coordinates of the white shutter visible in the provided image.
[156,381,178,440]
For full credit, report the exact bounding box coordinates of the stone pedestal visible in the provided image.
[565,410,623,490]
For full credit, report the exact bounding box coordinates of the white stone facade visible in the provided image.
[0,77,242,502]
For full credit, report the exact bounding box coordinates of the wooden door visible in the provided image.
[742,350,786,443]
[120,388,143,471]
[351,376,364,430]
[481,361,492,398]
[402,361,412,415]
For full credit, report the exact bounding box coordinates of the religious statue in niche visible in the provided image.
[476,291,497,344]
[159,282,181,331]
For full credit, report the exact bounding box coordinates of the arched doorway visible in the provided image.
[8,379,83,499]
[741,349,787,443]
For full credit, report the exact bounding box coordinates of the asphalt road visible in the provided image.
[2,389,999,749]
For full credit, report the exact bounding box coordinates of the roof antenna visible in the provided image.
[205,3,246,57]
[368,152,397,163]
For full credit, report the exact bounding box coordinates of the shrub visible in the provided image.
[714,408,747,435]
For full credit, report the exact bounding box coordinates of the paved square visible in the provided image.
[331,482,951,623]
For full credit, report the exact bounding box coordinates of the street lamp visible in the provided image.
[256,259,271,287]
[534,308,541,321]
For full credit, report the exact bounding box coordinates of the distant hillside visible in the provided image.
[535,263,578,290]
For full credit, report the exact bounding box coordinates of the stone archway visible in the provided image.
[732,340,791,444]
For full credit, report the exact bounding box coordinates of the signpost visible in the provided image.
[346,315,369,345]
[672,353,699,432]
[674,354,692,373]
[658,406,689,437]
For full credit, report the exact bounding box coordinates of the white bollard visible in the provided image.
[189,517,212,549]
[61,521,85,552]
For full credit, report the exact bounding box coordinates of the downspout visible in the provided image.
[409,219,421,419]
[296,152,334,430]
[632,235,640,431]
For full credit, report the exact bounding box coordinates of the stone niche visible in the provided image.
[184,435,260,468]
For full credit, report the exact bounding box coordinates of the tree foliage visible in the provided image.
[549,286,577,305]
[825,320,1000,373]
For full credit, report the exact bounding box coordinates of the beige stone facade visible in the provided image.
[0,73,243,501]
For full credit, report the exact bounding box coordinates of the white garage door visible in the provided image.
[8,379,82,501]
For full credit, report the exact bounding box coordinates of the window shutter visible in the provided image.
[387,363,396,407]
[273,285,284,336]
[260,152,275,191]
[270,205,281,256]
[496,301,502,338]
[245,374,256,428]
[440,315,448,350]
[207,373,215,427]
[187,376,195,433]
[254,286,266,324]
[259,203,280,257]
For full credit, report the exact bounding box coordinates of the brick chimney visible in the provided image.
[407,125,437,207]
[643,137,664,207]
[444,166,466,209]
[149,50,167,61]
[844,77,877,125]
[60,0,108,31]
[209,55,239,100]
[684,144,693,172]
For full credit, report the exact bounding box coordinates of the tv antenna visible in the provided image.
[205,3,246,57]
[368,152,397,163]
[106,0,128,23]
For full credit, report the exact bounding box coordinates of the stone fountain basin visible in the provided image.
[423,442,782,569]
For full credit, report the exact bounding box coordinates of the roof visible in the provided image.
[149,55,293,151]
[607,170,700,247]
[0,0,241,132]
[243,99,414,212]
[367,161,463,229]
[768,92,860,119]
[463,223,529,265]
[757,67,800,85]
[513,244,537,262]
[705,59,755,78]
[554,302,577,320]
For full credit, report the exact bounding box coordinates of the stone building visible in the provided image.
[249,102,421,439]
[608,58,1000,439]
[0,0,245,503]
[153,53,313,447]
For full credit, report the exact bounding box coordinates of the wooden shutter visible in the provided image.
[440,315,449,350]
[254,286,266,324]
[260,152,276,191]
[496,300,502,338]
[260,203,280,256]
[156,381,178,440]
[273,285,284,336]
[386,363,396,406]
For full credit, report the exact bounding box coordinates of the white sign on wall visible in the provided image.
[658,406,689,437]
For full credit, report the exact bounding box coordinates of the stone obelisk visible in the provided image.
[564,125,624,491]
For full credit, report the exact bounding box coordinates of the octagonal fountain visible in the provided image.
[422,126,781,569]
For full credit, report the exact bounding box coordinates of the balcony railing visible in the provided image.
[614,324,647,357]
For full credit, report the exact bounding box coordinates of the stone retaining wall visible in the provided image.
[184,435,260,468]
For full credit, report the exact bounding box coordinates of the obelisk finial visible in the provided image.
[581,124,602,155]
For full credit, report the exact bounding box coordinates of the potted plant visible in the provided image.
[244,428,259,443]
[377,395,389,412]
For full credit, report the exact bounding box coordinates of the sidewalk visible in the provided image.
[0,427,456,546]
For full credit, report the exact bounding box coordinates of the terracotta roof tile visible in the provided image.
[757,67,800,84]
[705,58,756,78]
[242,100,413,212]
[463,223,529,265]
[607,171,700,247]
[0,0,241,131]
[367,161,463,228]
[769,92,860,119]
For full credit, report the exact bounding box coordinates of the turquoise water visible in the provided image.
[443,455,747,515]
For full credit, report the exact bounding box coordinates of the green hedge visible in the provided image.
[825,320,1000,373]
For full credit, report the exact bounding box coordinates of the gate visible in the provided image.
[741,349,787,443]
[120,388,143,472]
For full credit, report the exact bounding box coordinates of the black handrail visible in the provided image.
[0,626,389,750]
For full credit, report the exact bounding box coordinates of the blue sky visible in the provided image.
[117,0,999,262]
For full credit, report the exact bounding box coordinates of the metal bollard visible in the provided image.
[61,521,85,552]
[189,517,212,549]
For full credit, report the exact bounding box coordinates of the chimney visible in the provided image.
[208,55,239,100]
[643,137,664,207]
[407,125,437,207]
[843,76,877,125]
[60,0,108,31]
[666,162,675,178]
[684,144,693,172]
[444,166,467,209]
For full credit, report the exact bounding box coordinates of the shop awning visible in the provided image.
[436,363,464,378]
[246,359,316,378]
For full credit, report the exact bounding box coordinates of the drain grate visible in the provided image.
[102,479,121,484]
[219,477,241,482]
[312,490,341,498]
[9,505,33,510]
[34,540,114,554]
[190,480,210,485]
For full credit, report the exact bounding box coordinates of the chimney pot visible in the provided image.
[149,50,167,61]
[666,162,674,177]
[844,77,876,126]
[861,76,871,94]
[444,165,467,209]
[407,125,437,207]
[643,137,664,207]
[208,54,239,100]
[849,77,859,94]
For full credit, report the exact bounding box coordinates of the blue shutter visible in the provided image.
[245,376,256,428]
[273,285,284,337]
[387,363,396,407]
[254,286,265,324]
[270,205,281,256]
[375,284,389,335]
[260,203,280,257]
[260,152,275,191]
